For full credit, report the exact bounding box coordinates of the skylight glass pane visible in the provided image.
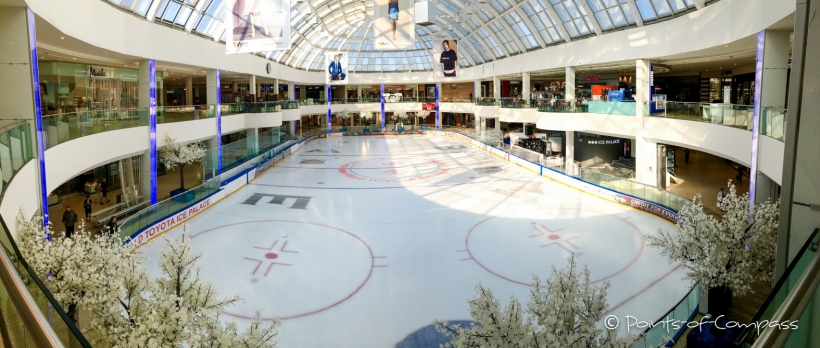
[668,0,689,12]
[135,0,153,15]
[634,0,657,20]
[651,0,673,16]
[621,3,636,23]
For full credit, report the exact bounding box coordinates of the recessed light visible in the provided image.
[61,36,64,39]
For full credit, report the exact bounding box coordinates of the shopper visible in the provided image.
[684,149,690,164]
[717,188,725,213]
[62,206,78,238]
[83,195,93,220]
[95,180,102,203]
[736,165,744,184]
[101,178,111,204]
[105,217,118,236]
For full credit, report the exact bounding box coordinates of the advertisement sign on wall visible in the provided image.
[374,0,415,49]
[432,39,459,78]
[325,52,350,85]
[226,0,291,54]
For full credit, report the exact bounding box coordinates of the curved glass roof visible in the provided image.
[105,0,706,73]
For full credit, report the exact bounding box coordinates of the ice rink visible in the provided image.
[139,134,688,347]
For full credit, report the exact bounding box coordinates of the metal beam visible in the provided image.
[577,0,603,35]
[542,3,573,42]
[626,0,645,26]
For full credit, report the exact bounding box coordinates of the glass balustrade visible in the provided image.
[761,107,787,141]
[157,104,215,124]
[536,101,589,113]
[649,101,755,131]
[42,108,147,149]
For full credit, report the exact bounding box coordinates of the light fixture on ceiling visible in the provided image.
[61,36,64,39]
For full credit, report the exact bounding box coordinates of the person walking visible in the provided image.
[736,165,744,183]
[684,149,690,164]
[95,180,102,203]
[83,195,93,220]
[105,217,118,236]
[101,178,110,204]
[62,206,78,238]
[717,188,725,213]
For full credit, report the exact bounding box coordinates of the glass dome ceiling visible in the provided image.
[106,0,708,73]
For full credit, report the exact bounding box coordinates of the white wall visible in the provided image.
[535,112,638,139]
[44,126,149,193]
[157,118,217,146]
[0,162,39,240]
[245,112,283,129]
[282,109,300,121]
[758,135,785,185]
[643,117,752,166]
[500,108,539,123]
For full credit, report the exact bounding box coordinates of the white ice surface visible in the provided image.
[139,135,689,347]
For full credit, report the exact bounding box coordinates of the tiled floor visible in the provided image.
[666,149,750,212]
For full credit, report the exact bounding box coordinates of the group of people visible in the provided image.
[62,178,117,238]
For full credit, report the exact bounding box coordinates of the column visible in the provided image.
[273,78,279,99]
[0,8,49,226]
[751,30,790,205]
[247,127,258,157]
[288,81,296,100]
[565,66,576,101]
[380,83,385,129]
[357,85,362,101]
[474,79,480,101]
[185,77,193,106]
[493,76,501,100]
[565,131,575,175]
[634,59,657,186]
[523,72,531,103]
[206,69,222,173]
[777,0,815,278]
[327,84,332,133]
[435,82,441,130]
[249,75,257,101]
[139,59,158,204]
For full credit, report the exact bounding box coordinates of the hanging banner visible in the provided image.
[226,0,291,54]
[432,39,459,78]
[373,0,415,49]
[325,52,350,85]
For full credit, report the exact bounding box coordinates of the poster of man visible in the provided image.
[326,52,350,85]
[226,0,291,54]
[432,39,459,78]
[373,0,415,49]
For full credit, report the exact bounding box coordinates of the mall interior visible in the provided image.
[0,0,818,347]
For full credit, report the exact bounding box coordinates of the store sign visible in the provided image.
[130,198,211,246]
[88,66,112,78]
[585,76,600,81]
[587,139,620,145]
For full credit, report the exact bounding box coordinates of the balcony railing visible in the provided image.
[648,101,754,131]
[43,108,147,149]
[761,107,787,141]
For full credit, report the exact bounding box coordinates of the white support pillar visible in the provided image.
[357,85,362,100]
[247,127,258,156]
[751,30,790,204]
[635,59,657,186]
[273,78,279,99]
[493,76,501,100]
[474,80,480,101]
[249,75,257,98]
[565,131,575,175]
[185,77,193,106]
[565,67,576,101]
[232,81,238,93]
[522,72,531,103]
[289,81,296,100]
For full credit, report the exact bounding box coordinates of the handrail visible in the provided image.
[751,230,820,347]
[0,217,91,347]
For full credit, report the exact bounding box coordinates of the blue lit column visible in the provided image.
[22,9,49,227]
[327,84,332,133]
[206,69,222,175]
[380,83,385,129]
[435,82,441,130]
[139,59,158,204]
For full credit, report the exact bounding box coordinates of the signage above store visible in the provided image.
[89,66,111,78]
[585,76,600,81]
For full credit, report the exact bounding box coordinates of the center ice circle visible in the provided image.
[189,220,375,320]
[338,156,448,182]
[466,208,644,286]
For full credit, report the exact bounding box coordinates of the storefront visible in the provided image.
[38,62,164,114]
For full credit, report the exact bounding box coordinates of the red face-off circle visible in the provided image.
[338,156,449,182]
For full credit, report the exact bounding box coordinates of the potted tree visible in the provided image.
[160,133,207,202]
[360,111,372,132]
[338,110,350,132]
[646,182,779,321]
[394,111,407,131]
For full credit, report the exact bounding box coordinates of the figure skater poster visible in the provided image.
[226,0,291,54]
[373,0,415,49]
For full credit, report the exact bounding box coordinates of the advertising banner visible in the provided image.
[325,52,350,85]
[373,0,415,49]
[226,0,291,54]
[432,39,459,78]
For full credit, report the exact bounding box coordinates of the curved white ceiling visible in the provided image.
[105,0,706,72]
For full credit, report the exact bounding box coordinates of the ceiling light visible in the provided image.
[61,36,64,39]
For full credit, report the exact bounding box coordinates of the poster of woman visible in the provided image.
[373,0,415,49]
[432,39,459,78]
[226,0,291,54]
